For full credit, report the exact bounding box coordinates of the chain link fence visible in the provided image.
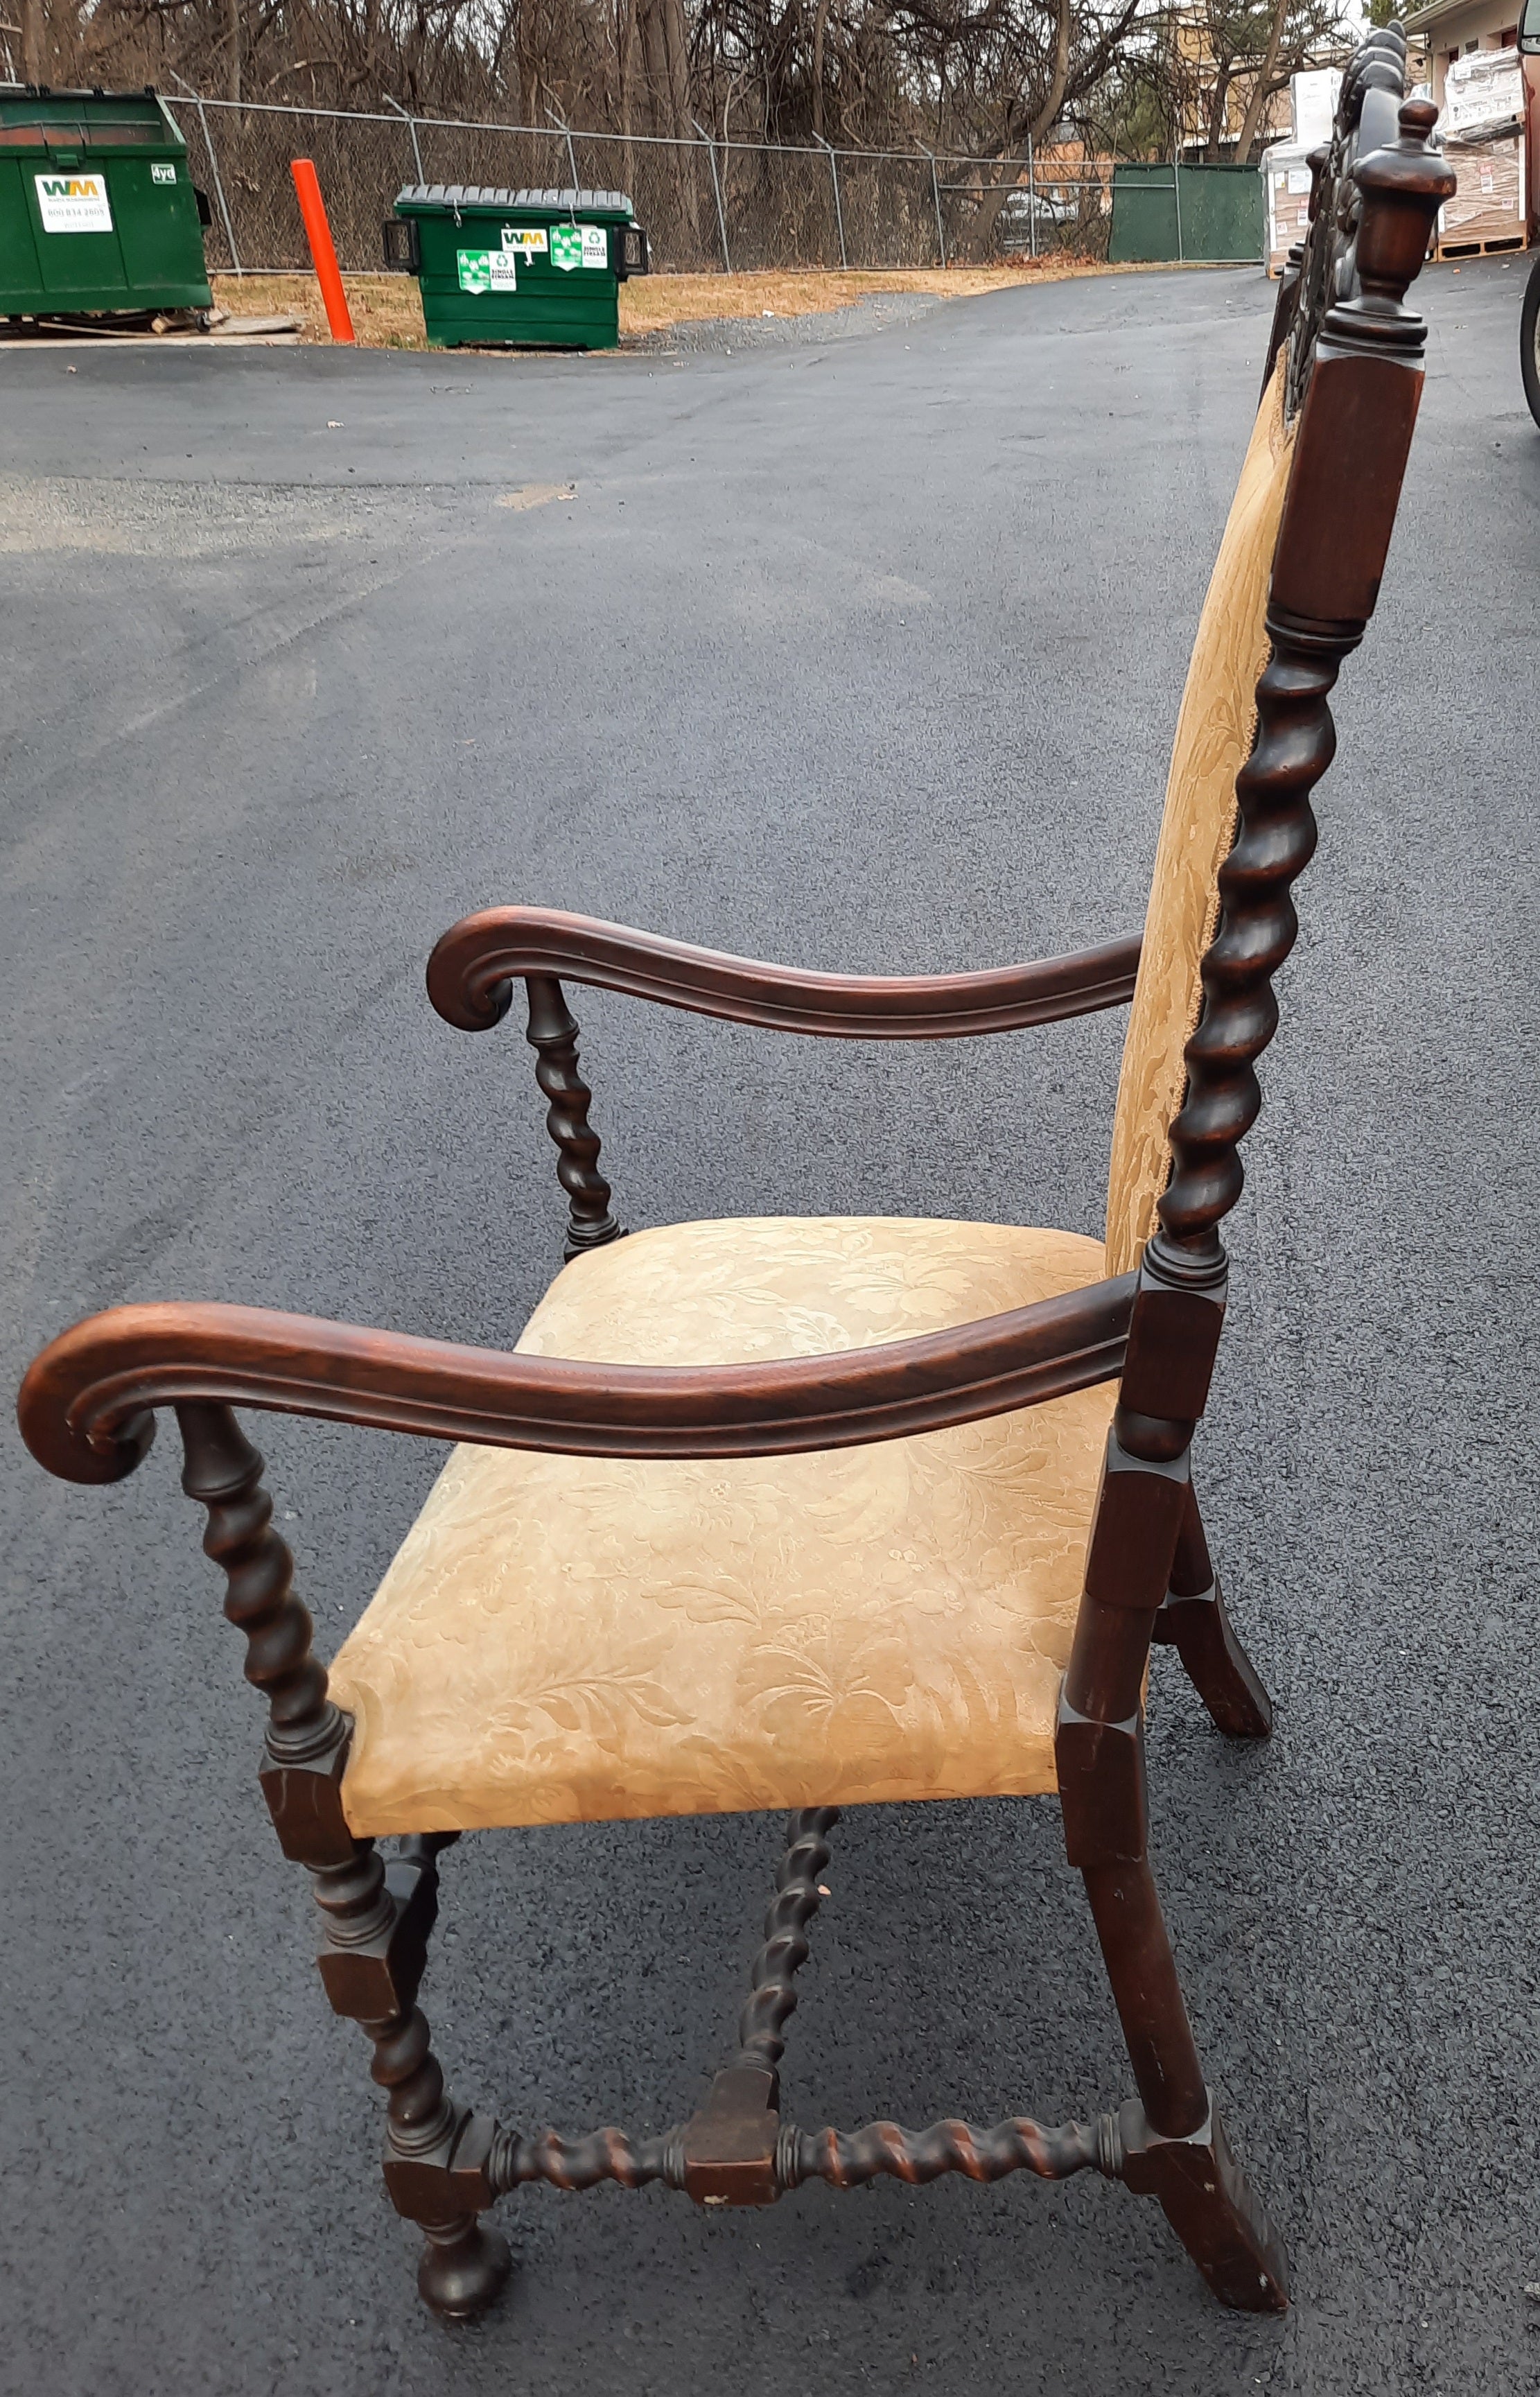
[166,94,1117,277]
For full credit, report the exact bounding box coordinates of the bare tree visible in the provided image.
[24,0,1345,178]
[1232,0,1290,158]
[1169,0,1345,164]
[20,0,44,82]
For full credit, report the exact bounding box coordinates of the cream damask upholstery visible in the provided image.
[329,371,1300,1837]
[329,1219,1115,1833]
[1103,365,1297,1275]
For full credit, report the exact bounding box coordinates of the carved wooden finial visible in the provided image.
[1348,97,1458,322]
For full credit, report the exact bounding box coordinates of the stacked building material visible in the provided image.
[1436,49,1528,257]
[1441,46,1524,140]
[1261,146,1314,277]
[1438,135,1527,250]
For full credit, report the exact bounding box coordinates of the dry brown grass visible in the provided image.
[612,260,1087,335]
[212,272,426,347]
[211,256,1149,352]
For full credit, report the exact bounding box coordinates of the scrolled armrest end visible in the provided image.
[426,911,519,1031]
[19,1332,158,1485]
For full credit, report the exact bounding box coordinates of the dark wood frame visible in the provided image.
[16,56,1451,2334]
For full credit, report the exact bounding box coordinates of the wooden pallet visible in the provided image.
[1434,232,1528,261]
[1272,227,1529,279]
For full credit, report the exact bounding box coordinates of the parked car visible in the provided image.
[1522,252,1540,428]
[1521,4,1540,425]
[999,187,1082,250]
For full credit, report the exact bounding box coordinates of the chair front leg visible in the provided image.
[313,1836,512,2319]
[1057,1410,1288,2313]
[1153,1483,1273,1739]
[176,1401,511,2321]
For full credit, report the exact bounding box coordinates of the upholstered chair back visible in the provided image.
[1103,366,1299,1278]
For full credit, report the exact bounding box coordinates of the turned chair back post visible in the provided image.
[1151,89,1452,1321]
[1058,91,1453,2100]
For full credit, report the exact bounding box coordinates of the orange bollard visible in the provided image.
[290,157,356,344]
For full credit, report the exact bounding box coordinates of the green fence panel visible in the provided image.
[1178,162,1263,262]
[1108,162,1263,266]
[1108,163,1178,264]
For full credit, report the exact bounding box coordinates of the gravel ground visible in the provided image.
[1,256,1537,2397]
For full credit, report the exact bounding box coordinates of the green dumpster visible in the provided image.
[0,84,213,320]
[385,185,649,351]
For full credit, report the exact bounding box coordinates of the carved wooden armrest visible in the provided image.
[425,906,1142,1260]
[427,905,1142,1040]
[18,1275,1135,1485]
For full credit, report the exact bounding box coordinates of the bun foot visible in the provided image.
[417,2217,512,2321]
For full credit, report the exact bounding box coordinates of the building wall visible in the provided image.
[1411,0,1521,106]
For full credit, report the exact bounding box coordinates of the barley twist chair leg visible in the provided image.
[1153,1484,1273,1740]
[175,1401,511,2322]
[310,1837,511,2321]
[362,1994,514,2319]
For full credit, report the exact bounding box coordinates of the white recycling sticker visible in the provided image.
[550,222,610,271]
[457,249,518,293]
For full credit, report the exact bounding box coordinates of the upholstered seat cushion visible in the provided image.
[327,1217,1117,1833]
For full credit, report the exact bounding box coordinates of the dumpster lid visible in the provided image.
[396,182,633,218]
[0,82,182,148]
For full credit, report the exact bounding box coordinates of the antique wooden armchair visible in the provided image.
[19,45,1451,2331]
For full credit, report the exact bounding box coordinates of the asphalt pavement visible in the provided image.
[3,256,1537,2397]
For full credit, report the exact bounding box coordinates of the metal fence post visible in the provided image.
[1026,131,1038,260]
[194,96,242,274]
[547,105,581,200]
[1173,145,1184,263]
[385,96,425,186]
[814,132,847,269]
[692,119,731,271]
[925,148,946,267]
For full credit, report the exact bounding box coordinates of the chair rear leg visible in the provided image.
[1080,1856,1288,2313]
[1060,1572,1287,2314]
[1154,1484,1272,1739]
